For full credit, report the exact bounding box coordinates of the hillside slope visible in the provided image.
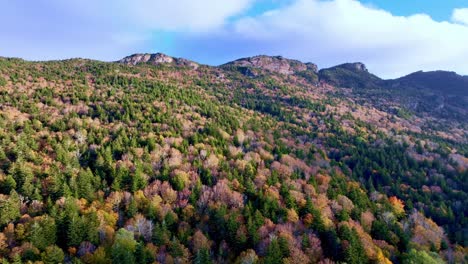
[0,55,466,263]
[318,63,468,122]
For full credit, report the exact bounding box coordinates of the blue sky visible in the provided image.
[361,0,465,21]
[1,0,468,78]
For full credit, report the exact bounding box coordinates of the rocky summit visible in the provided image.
[118,52,199,69]
[222,55,318,75]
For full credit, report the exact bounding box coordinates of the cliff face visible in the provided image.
[118,53,199,69]
[223,55,318,75]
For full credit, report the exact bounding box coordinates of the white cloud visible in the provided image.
[219,0,468,78]
[452,8,468,25]
[1,0,468,78]
[61,0,254,32]
[172,0,468,78]
[126,0,253,32]
[0,0,254,60]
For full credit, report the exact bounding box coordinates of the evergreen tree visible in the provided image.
[0,190,21,226]
[194,248,212,264]
[264,238,283,264]
[111,229,137,264]
[41,245,65,264]
[76,168,96,200]
[30,216,57,250]
[338,226,368,264]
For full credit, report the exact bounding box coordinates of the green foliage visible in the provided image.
[396,108,412,119]
[194,248,212,264]
[30,216,57,250]
[76,168,97,200]
[41,245,65,264]
[264,238,283,264]
[0,190,21,226]
[0,76,6,87]
[135,243,154,264]
[402,249,445,264]
[0,57,464,263]
[338,225,368,264]
[111,229,137,264]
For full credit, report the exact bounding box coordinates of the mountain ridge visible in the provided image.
[117,52,468,84]
[118,53,200,69]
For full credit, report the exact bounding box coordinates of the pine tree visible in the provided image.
[112,229,137,264]
[0,190,21,225]
[264,238,283,264]
[76,168,96,200]
[41,245,65,264]
[339,226,368,264]
[195,248,212,264]
[30,215,57,250]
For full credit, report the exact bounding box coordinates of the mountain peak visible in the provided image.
[223,55,318,75]
[392,70,468,95]
[335,62,368,72]
[318,62,381,89]
[118,53,199,69]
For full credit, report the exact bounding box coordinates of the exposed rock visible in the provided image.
[341,62,368,72]
[118,53,199,69]
[223,55,317,75]
[305,62,319,73]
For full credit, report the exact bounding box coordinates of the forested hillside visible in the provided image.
[0,55,466,263]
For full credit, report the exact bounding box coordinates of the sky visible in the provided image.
[1,0,468,78]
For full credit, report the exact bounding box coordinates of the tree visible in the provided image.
[338,225,368,264]
[30,215,57,250]
[134,243,154,264]
[388,196,405,217]
[0,190,21,226]
[67,214,84,247]
[194,248,212,264]
[0,175,16,194]
[264,238,283,264]
[0,76,7,87]
[76,168,96,201]
[402,249,444,264]
[111,229,137,264]
[41,245,65,264]
[9,161,35,197]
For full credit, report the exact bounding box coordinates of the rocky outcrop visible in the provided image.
[118,53,199,69]
[338,62,368,72]
[318,62,382,89]
[223,55,318,75]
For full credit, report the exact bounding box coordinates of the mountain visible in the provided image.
[0,54,466,264]
[316,63,468,121]
[389,70,468,95]
[318,62,384,89]
[222,55,318,75]
[118,52,200,69]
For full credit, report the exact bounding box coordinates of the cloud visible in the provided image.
[0,0,253,60]
[452,8,468,25]
[1,0,468,78]
[61,0,254,32]
[174,0,468,78]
